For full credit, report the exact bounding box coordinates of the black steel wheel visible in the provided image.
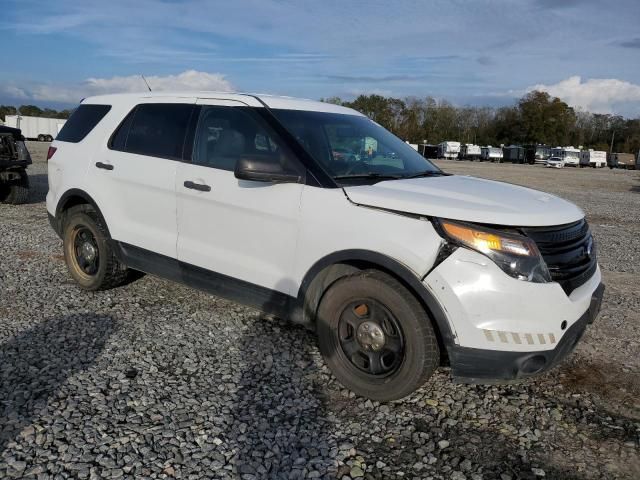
[62,205,131,290]
[337,299,404,377]
[317,270,440,401]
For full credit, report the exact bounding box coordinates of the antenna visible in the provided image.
[141,75,152,92]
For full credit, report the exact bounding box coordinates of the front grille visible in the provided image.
[523,219,597,294]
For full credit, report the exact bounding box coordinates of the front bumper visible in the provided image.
[448,282,604,382]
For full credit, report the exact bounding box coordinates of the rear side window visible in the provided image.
[109,103,193,160]
[56,104,111,143]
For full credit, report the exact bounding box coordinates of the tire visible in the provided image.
[316,270,440,401]
[46,135,54,142]
[37,134,45,142]
[62,205,130,290]
[1,169,29,205]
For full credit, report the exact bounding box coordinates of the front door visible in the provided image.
[176,99,305,306]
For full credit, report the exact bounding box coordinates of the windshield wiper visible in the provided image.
[333,173,403,181]
[402,170,448,179]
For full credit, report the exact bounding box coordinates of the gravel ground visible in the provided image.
[0,142,638,480]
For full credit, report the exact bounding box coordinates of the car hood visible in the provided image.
[343,175,584,226]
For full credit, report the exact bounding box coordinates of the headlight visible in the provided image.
[436,219,551,283]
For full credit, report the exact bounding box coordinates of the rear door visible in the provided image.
[176,98,305,299]
[88,99,195,259]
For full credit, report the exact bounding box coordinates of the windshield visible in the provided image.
[271,109,442,184]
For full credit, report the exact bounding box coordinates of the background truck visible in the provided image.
[480,146,503,162]
[551,146,581,167]
[503,145,526,164]
[437,141,460,159]
[419,144,439,159]
[4,115,67,142]
[580,149,607,168]
[0,126,31,204]
[459,144,481,160]
[524,144,551,164]
[608,152,636,169]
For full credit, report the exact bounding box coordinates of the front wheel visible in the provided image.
[62,206,131,290]
[317,271,440,401]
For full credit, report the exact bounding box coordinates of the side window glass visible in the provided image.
[110,103,193,160]
[110,107,136,151]
[192,106,301,174]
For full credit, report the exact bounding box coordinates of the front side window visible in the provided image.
[271,109,442,184]
[192,106,301,174]
[110,103,194,160]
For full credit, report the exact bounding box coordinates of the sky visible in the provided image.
[1,0,639,116]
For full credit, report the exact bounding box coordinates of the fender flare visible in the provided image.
[296,249,456,354]
[53,188,111,237]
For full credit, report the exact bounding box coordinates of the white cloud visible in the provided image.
[525,76,640,115]
[1,70,234,104]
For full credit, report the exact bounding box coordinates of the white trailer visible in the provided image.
[551,146,581,167]
[438,141,460,159]
[460,144,481,160]
[4,115,67,142]
[580,149,607,168]
[480,146,503,162]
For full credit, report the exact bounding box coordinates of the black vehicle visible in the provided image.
[0,125,31,204]
[524,144,551,165]
[418,144,439,159]
[503,145,526,164]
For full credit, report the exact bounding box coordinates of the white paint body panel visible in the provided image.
[343,175,584,227]
[425,248,601,351]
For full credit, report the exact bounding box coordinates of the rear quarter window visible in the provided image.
[56,104,112,143]
[109,103,194,160]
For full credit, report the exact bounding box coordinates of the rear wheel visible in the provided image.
[317,270,440,401]
[46,135,54,142]
[37,134,45,142]
[62,206,130,290]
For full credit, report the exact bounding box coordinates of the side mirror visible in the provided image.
[234,156,303,184]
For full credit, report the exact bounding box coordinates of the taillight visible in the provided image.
[47,146,57,161]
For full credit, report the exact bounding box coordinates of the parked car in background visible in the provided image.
[459,143,481,160]
[437,141,460,159]
[551,147,581,167]
[608,152,636,169]
[546,156,564,168]
[524,144,551,164]
[580,150,607,168]
[481,146,503,162]
[503,145,526,164]
[0,125,31,204]
[4,115,67,142]
[46,92,603,402]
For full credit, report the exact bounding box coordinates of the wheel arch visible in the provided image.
[54,188,111,238]
[295,249,455,362]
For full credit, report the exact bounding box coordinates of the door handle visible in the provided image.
[95,162,114,170]
[184,180,211,192]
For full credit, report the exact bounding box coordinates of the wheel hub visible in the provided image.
[356,320,385,351]
[80,241,97,262]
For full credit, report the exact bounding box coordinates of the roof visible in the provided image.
[82,91,363,116]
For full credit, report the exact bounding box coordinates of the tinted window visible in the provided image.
[109,107,136,151]
[57,104,111,143]
[112,103,194,160]
[193,106,300,173]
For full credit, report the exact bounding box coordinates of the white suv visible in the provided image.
[47,92,604,401]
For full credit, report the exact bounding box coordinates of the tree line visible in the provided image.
[323,91,640,154]
[0,105,72,122]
